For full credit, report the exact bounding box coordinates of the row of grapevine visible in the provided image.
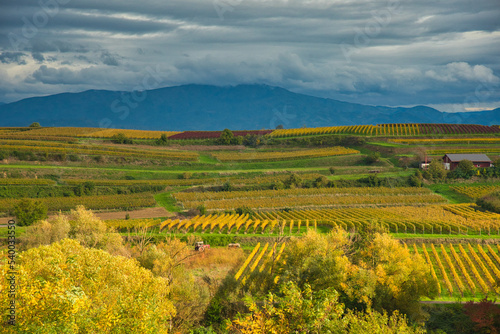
[418,124,500,135]
[234,243,261,280]
[375,124,420,136]
[177,194,445,211]
[268,125,381,137]
[159,214,319,235]
[159,203,500,236]
[392,138,500,145]
[0,178,55,185]
[0,142,199,160]
[19,127,102,136]
[235,242,286,286]
[2,127,180,139]
[169,130,273,140]
[0,193,156,212]
[62,172,325,188]
[105,218,162,229]
[210,146,359,162]
[450,185,499,199]
[427,148,500,155]
[174,186,434,202]
[0,134,77,142]
[411,243,500,297]
[78,129,180,139]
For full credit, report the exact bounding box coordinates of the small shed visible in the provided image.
[442,153,492,170]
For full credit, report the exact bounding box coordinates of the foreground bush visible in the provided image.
[226,281,424,334]
[1,239,175,333]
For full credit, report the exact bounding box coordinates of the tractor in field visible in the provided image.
[194,241,210,252]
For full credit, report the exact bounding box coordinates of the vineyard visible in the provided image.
[61,173,324,187]
[392,138,500,145]
[268,123,499,138]
[106,218,163,230]
[79,129,180,139]
[173,187,446,211]
[0,127,179,139]
[426,148,500,155]
[0,139,199,160]
[169,130,273,140]
[232,241,500,295]
[158,204,500,236]
[0,193,156,212]
[234,242,286,286]
[0,178,56,185]
[210,147,359,162]
[450,185,500,199]
[410,243,500,297]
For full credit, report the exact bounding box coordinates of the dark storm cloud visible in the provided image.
[0,51,27,64]
[31,52,45,62]
[0,0,498,111]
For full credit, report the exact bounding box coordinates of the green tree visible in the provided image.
[218,129,235,145]
[454,159,476,179]
[235,206,254,217]
[156,133,169,145]
[285,173,302,188]
[272,180,285,190]
[111,133,133,144]
[29,122,41,128]
[314,175,329,188]
[14,198,48,226]
[425,159,447,181]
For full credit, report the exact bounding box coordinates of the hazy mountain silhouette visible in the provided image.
[0,84,497,130]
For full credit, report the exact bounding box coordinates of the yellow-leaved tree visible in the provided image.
[23,205,128,256]
[274,229,438,322]
[0,239,175,333]
[226,281,425,334]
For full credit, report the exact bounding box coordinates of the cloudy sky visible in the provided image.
[0,0,499,112]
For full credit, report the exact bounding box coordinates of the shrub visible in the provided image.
[197,204,207,215]
[112,133,133,144]
[235,206,254,217]
[14,198,48,226]
[365,151,381,164]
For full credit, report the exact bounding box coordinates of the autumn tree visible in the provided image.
[23,213,70,249]
[274,229,437,322]
[0,239,176,333]
[226,281,424,334]
[68,206,118,250]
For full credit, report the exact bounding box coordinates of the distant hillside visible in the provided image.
[0,84,498,130]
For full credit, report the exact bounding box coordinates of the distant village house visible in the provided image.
[442,153,492,171]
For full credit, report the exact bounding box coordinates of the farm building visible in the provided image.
[442,153,492,170]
